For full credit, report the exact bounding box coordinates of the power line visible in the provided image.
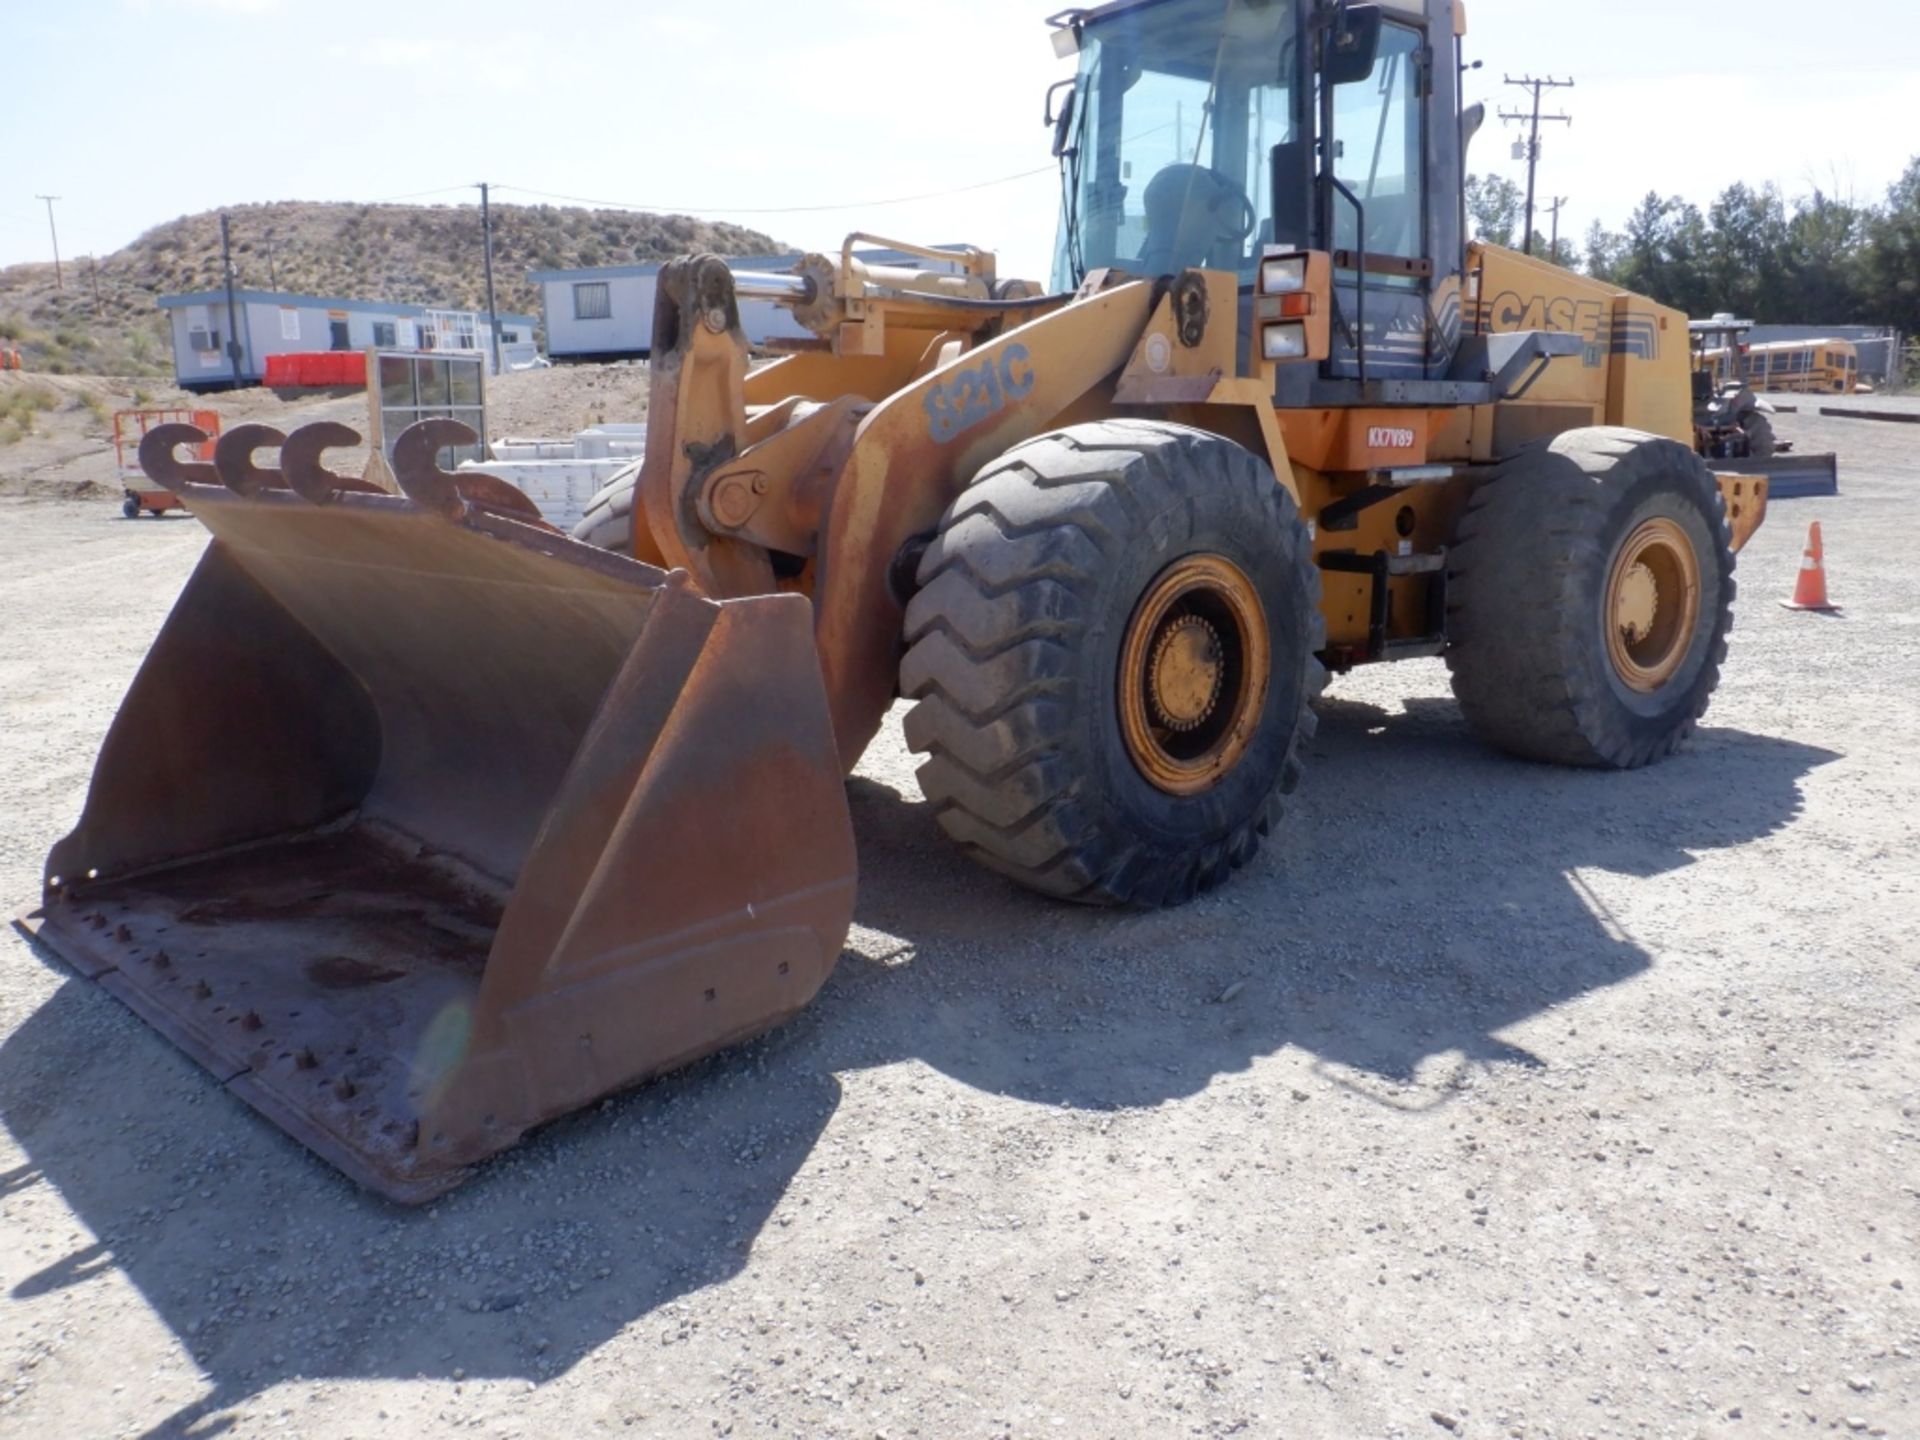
[361,182,479,205]
[35,195,62,289]
[490,165,1057,218]
[477,182,500,375]
[1546,195,1569,261]
[1497,75,1573,258]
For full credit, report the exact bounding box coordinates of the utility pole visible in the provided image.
[219,213,244,386]
[265,229,278,289]
[477,182,501,374]
[1546,196,1568,264]
[85,255,102,310]
[1498,76,1573,256]
[35,195,62,289]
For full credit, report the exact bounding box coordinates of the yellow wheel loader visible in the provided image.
[26,0,1768,1201]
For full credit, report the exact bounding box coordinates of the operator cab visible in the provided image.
[1049,0,1466,387]
[1689,314,1754,393]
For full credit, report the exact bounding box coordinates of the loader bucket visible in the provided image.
[24,420,857,1202]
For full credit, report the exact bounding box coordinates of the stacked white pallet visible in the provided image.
[574,426,650,460]
[484,462,624,530]
[462,425,649,531]
[490,438,578,461]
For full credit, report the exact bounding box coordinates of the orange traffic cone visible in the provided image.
[1780,521,1840,612]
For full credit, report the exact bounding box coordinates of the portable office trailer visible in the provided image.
[531,248,973,362]
[157,289,537,392]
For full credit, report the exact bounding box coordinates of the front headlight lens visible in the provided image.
[1262,321,1308,360]
[1261,256,1307,293]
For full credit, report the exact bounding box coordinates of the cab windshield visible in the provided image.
[1053,0,1298,290]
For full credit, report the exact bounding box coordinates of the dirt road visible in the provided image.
[1,407,1915,1439]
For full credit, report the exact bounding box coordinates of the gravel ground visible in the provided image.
[1,406,1916,1440]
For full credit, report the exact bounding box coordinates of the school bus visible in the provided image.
[1744,337,1861,394]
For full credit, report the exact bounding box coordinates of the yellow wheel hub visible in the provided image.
[1119,555,1269,795]
[1147,616,1223,731]
[1604,517,1701,692]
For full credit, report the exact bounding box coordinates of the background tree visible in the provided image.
[1702,183,1789,320]
[1785,190,1867,324]
[1577,157,1919,339]
[1860,159,1920,336]
[1522,230,1579,269]
[1583,220,1624,284]
[1608,193,1713,318]
[1464,174,1523,247]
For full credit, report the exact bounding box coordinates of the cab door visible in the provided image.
[1323,15,1434,380]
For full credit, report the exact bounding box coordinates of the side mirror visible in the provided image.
[1460,100,1485,155]
[1270,140,1313,247]
[1327,3,1383,86]
[1049,82,1079,158]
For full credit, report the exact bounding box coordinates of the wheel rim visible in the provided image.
[1119,554,1269,795]
[1604,517,1701,692]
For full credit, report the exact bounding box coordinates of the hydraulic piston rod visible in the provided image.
[731,271,818,304]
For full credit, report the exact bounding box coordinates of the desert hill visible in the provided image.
[0,200,784,376]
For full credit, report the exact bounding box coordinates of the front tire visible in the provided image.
[899,420,1324,906]
[571,460,641,553]
[1445,427,1735,769]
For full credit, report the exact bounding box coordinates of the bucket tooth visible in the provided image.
[137,423,216,492]
[214,423,292,496]
[391,418,552,528]
[281,421,382,504]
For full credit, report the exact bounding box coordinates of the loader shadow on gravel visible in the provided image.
[845,695,1839,1110]
[0,693,1835,1438]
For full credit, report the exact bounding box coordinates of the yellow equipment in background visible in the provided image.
[31,0,1765,1200]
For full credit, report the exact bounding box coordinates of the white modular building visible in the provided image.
[156,288,537,392]
[530,247,972,363]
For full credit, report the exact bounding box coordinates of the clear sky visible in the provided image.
[2,0,1913,280]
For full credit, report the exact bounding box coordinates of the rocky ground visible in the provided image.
[0,404,1914,1439]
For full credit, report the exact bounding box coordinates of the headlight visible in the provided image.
[1261,255,1307,293]
[1261,322,1308,360]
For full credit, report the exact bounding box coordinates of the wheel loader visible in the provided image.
[25,0,1770,1202]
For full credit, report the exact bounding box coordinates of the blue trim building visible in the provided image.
[157,288,537,392]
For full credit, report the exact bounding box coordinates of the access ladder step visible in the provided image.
[1385,551,1444,575]
[1316,549,1446,576]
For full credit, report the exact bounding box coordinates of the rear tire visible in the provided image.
[1445,426,1735,769]
[900,419,1324,906]
[121,495,141,519]
[1738,409,1776,458]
